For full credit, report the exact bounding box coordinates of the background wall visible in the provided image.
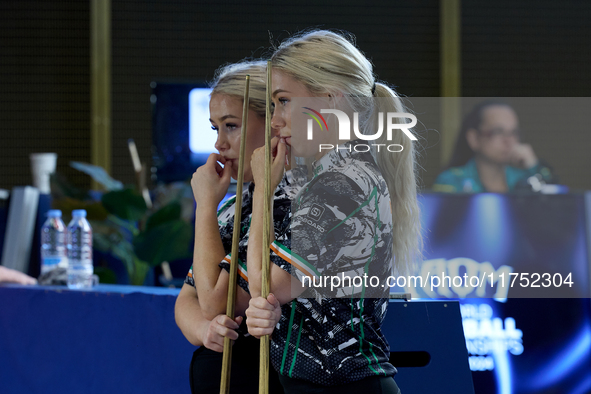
[1,0,589,192]
[1,1,90,189]
[461,0,591,191]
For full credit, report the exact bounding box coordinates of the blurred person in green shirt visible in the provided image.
[433,101,555,193]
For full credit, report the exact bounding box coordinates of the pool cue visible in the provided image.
[259,61,273,394]
[220,75,251,394]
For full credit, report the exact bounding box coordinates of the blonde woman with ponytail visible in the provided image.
[245,30,421,393]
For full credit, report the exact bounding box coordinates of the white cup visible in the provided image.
[30,153,58,194]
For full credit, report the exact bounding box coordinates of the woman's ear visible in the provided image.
[466,129,480,152]
[326,91,343,98]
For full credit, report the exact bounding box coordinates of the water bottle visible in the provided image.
[67,209,94,289]
[40,209,68,275]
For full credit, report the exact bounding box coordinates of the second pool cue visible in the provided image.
[220,75,251,394]
[259,61,273,394]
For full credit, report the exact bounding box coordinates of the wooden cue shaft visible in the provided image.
[220,75,251,394]
[259,61,272,394]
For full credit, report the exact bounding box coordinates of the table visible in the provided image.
[0,284,193,394]
[0,284,472,394]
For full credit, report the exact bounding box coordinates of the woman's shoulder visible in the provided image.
[332,149,386,192]
[312,164,376,201]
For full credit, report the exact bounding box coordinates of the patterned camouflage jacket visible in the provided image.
[185,141,397,385]
[184,171,296,293]
[269,140,396,386]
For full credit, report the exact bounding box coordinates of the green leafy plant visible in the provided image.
[52,165,193,286]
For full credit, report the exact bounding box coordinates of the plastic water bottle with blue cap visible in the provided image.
[66,209,96,289]
[41,209,68,275]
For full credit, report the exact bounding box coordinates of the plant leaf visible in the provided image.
[53,198,109,222]
[50,172,90,201]
[101,188,147,221]
[145,201,182,232]
[70,161,124,191]
[94,266,118,284]
[133,220,192,267]
[92,225,136,278]
[130,258,151,286]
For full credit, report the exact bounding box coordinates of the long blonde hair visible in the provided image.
[271,30,422,274]
[210,60,267,118]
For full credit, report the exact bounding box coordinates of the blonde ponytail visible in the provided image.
[371,83,422,274]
